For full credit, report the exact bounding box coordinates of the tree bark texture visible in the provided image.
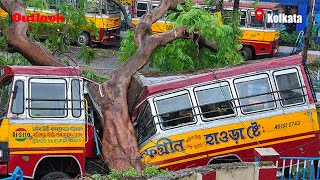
[233,0,239,12]
[0,0,192,172]
[302,0,315,65]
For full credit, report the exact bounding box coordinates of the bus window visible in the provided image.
[154,91,195,129]
[235,75,275,113]
[71,79,81,118]
[223,9,233,24]
[204,7,215,13]
[137,2,148,17]
[266,11,272,28]
[194,83,235,120]
[11,80,24,114]
[29,79,67,117]
[152,4,158,10]
[250,11,264,28]
[134,102,156,144]
[274,70,305,106]
[239,11,246,26]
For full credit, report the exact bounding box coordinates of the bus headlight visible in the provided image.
[0,150,3,158]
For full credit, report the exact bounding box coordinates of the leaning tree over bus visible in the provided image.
[0,0,242,171]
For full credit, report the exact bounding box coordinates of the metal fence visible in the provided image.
[276,157,320,180]
[1,167,23,180]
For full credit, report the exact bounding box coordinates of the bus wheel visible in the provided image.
[241,46,253,61]
[76,32,90,46]
[40,171,70,180]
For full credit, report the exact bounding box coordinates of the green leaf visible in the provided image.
[176,4,184,11]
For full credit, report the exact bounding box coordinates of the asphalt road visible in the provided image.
[55,45,121,76]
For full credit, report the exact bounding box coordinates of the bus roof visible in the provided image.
[141,55,302,98]
[0,66,81,82]
[129,55,304,120]
[194,0,281,9]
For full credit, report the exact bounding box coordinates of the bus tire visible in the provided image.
[40,171,70,180]
[241,46,253,61]
[76,32,90,46]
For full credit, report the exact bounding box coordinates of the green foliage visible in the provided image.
[90,173,105,180]
[310,39,320,51]
[279,31,320,51]
[151,39,195,71]
[0,53,30,66]
[82,69,108,84]
[0,0,100,69]
[103,165,169,180]
[77,46,96,65]
[0,36,6,52]
[142,164,169,177]
[252,0,259,9]
[1,0,98,53]
[279,31,298,46]
[118,0,243,72]
[307,59,320,74]
[117,30,137,64]
[0,14,9,30]
[0,36,30,65]
[106,167,139,180]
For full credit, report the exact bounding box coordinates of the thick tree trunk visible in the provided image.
[302,0,315,65]
[233,0,239,12]
[1,0,215,172]
[0,0,64,66]
[100,26,189,171]
[216,0,223,15]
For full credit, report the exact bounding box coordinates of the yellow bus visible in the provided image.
[131,0,280,60]
[131,55,320,171]
[0,55,318,178]
[131,0,174,33]
[0,0,121,46]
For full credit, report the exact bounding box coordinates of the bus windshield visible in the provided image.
[250,11,264,28]
[29,79,67,117]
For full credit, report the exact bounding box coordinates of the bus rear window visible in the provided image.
[195,83,235,120]
[274,71,305,106]
[154,91,195,129]
[235,75,275,113]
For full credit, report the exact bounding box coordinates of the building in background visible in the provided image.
[259,0,311,33]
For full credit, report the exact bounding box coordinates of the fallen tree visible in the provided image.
[0,0,242,172]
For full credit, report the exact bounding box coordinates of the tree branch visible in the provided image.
[148,26,189,46]
[133,0,185,48]
[0,0,65,66]
[110,0,135,29]
[142,0,185,25]
[198,36,217,52]
[117,26,189,81]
